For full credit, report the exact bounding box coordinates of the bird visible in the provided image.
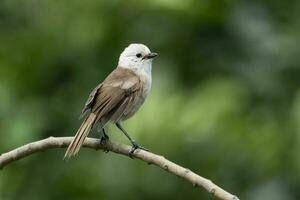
[64,43,158,159]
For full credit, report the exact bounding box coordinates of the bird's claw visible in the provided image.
[128,142,149,158]
[99,136,109,153]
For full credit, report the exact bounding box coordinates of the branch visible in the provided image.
[0,137,239,200]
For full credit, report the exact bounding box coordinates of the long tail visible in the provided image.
[64,113,97,159]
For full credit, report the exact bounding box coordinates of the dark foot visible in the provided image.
[100,135,108,143]
[99,135,109,153]
[128,141,149,158]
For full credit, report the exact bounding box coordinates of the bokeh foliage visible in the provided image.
[1,0,300,199]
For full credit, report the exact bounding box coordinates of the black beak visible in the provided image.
[143,52,158,59]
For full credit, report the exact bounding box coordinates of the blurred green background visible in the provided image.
[1,0,300,199]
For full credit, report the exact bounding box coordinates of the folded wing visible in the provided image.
[65,67,142,158]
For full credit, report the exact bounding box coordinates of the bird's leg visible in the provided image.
[97,126,109,152]
[97,125,109,141]
[102,128,109,141]
[116,122,148,158]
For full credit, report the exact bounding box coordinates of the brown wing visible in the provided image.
[81,67,141,126]
[65,68,141,158]
[80,83,102,117]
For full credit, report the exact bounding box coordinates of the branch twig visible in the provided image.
[0,137,239,200]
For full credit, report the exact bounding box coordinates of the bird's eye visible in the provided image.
[136,53,142,58]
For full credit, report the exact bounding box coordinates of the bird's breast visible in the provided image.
[121,73,151,121]
[140,73,152,98]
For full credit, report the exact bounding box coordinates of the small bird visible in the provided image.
[64,43,157,159]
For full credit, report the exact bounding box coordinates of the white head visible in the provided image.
[118,43,157,75]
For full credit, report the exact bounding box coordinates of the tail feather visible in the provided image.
[64,113,97,159]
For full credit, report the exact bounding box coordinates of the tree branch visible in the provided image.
[0,137,239,200]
